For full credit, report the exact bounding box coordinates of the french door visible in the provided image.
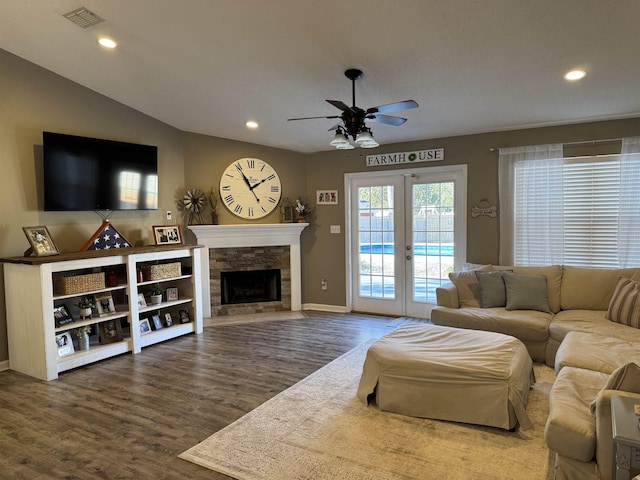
[347,166,466,317]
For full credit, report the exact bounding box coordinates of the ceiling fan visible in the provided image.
[288,68,419,149]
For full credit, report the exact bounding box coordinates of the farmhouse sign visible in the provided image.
[365,148,444,167]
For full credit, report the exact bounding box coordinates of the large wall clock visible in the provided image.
[219,158,282,220]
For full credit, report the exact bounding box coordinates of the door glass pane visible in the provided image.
[358,186,395,298]
[412,182,455,303]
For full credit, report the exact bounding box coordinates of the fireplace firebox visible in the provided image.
[221,269,281,305]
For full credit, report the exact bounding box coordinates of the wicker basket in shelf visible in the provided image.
[145,262,182,281]
[54,272,106,295]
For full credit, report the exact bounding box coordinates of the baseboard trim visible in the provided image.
[302,303,348,313]
[0,359,9,372]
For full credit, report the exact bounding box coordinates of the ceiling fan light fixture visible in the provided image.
[355,129,374,145]
[336,142,355,149]
[330,128,350,147]
[361,139,379,148]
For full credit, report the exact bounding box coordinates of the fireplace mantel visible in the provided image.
[189,224,308,316]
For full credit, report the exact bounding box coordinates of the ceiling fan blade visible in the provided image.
[367,100,419,115]
[366,114,407,126]
[326,100,352,112]
[288,115,341,121]
[328,122,344,131]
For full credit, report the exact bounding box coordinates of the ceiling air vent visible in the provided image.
[63,7,104,28]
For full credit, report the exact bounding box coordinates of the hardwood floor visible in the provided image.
[0,312,418,479]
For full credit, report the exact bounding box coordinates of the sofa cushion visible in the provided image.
[503,272,550,313]
[549,310,640,345]
[476,270,511,308]
[589,362,640,416]
[545,366,609,462]
[494,265,562,313]
[448,265,493,308]
[560,266,640,311]
[606,277,640,328]
[555,331,640,374]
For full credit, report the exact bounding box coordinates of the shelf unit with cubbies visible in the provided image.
[2,245,203,381]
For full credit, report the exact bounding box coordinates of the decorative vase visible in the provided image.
[79,307,92,319]
[296,214,306,223]
[150,294,162,305]
[78,333,90,351]
[211,211,219,225]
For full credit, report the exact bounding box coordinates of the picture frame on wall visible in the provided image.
[316,190,338,205]
[152,225,182,245]
[55,332,75,357]
[22,225,59,257]
[98,319,123,344]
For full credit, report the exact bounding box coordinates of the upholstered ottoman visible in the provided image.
[356,324,533,430]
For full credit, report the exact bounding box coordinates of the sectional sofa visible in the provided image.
[431,265,640,480]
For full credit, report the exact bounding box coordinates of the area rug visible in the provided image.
[180,338,555,480]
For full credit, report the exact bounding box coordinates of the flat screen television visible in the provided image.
[43,131,158,211]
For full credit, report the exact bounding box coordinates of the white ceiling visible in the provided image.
[1,0,639,153]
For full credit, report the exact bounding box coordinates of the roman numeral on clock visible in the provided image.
[224,194,234,205]
[234,204,243,214]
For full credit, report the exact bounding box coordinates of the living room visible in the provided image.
[1,2,640,478]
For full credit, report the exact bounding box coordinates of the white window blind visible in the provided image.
[559,157,620,267]
[500,138,640,268]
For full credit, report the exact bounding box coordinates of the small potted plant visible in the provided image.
[75,296,95,319]
[295,199,308,222]
[148,283,163,305]
[73,325,92,351]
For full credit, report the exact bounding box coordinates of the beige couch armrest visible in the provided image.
[595,390,640,480]
[435,282,459,308]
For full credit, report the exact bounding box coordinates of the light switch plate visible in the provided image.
[330,225,340,234]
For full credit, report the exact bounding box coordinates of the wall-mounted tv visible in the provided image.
[43,131,158,211]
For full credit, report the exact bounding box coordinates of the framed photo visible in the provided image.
[99,319,123,344]
[164,313,174,327]
[139,318,152,335]
[22,226,59,256]
[55,332,75,357]
[137,293,147,308]
[178,309,191,324]
[152,225,182,245]
[54,304,74,328]
[165,287,179,301]
[151,314,163,330]
[316,190,338,205]
[94,292,116,316]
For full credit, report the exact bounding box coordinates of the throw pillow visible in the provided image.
[589,362,640,416]
[475,270,511,308]
[503,272,550,313]
[606,277,640,328]
[448,265,493,308]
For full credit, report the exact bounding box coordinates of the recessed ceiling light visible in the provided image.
[564,69,586,81]
[246,121,259,129]
[98,37,117,49]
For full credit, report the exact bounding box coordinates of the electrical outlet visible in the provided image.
[166,210,172,220]
[321,279,327,290]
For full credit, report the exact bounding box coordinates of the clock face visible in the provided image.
[219,158,282,219]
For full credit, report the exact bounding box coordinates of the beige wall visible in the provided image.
[1,47,640,365]
[0,50,185,362]
[302,118,640,307]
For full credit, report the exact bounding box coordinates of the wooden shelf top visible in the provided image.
[1,244,203,265]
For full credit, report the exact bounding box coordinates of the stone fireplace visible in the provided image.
[188,224,308,317]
